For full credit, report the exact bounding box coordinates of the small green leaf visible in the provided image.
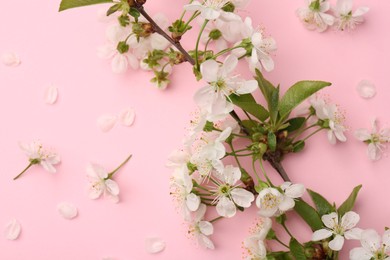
[266,252,294,260]
[230,93,256,103]
[266,228,276,240]
[255,69,276,105]
[59,0,113,11]
[292,141,305,153]
[285,117,306,132]
[106,3,120,16]
[230,95,269,122]
[129,7,140,18]
[267,132,277,152]
[241,120,259,135]
[275,214,286,224]
[307,189,335,216]
[269,86,280,124]
[294,199,323,231]
[279,81,331,120]
[338,185,362,217]
[289,238,307,260]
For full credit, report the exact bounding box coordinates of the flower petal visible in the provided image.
[145,237,166,254]
[312,229,333,241]
[186,193,201,212]
[200,59,219,82]
[361,229,381,252]
[97,114,118,132]
[1,52,21,67]
[356,80,376,99]
[322,212,338,229]
[111,54,128,74]
[105,179,120,196]
[345,228,363,240]
[119,108,136,126]
[367,143,381,161]
[341,211,360,230]
[199,221,214,236]
[194,204,207,222]
[349,247,373,260]
[57,202,78,219]
[216,196,236,218]
[284,183,306,198]
[329,234,345,251]
[198,234,215,249]
[278,197,295,211]
[354,129,371,141]
[231,188,255,208]
[4,219,21,240]
[44,84,58,105]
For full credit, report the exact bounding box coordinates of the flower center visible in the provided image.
[261,192,281,210]
[218,184,231,196]
[205,0,229,9]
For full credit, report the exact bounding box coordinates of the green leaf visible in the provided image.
[269,86,280,124]
[255,69,276,105]
[267,132,277,152]
[129,7,140,18]
[230,93,256,103]
[230,95,269,122]
[285,117,306,133]
[106,3,120,16]
[266,252,294,260]
[294,199,323,231]
[279,81,331,120]
[289,238,307,260]
[338,185,362,217]
[292,141,305,153]
[59,0,113,11]
[307,189,335,216]
[241,120,258,135]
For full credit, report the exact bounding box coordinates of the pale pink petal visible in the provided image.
[145,237,166,254]
[105,179,120,196]
[354,129,371,141]
[353,7,370,17]
[194,204,207,222]
[86,163,108,179]
[88,181,104,199]
[111,54,128,74]
[119,108,135,126]
[186,193,201,212]
[284,183,306,198]
[341,211,360,230]
[367,143,381,161]
[279,197,295,211]
[231,188,254,208]
[361,229,381,252]
[216,196,236,218]
[222,55,238,75]
[44,84,58,105]
[345,228,363,240]
[356,80,376,99]
[312,229,333,241]
[349,247,373,260]
[322,212,338,229]
[97,114,118,132]
[4,219,21,240]
[198,234,215,249]
[198,221,213,236]
[200,59,219,82]
[329,234,345,251]
[40,160,57,173]
[57,202,78,219]
[2,52,21,67]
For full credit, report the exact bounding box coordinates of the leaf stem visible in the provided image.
[274,237,289,249]
[195,20,209,70]
[13,162,34,180]
[210,216,223,223]
[107,154,132,179]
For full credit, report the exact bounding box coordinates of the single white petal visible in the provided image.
[349,247,373,260]
[145,237,166,254]
[336,0,353,15]
[361,229,381,252]
[329,234,345,251]
[216,196,236,218]
[194,204,207,222]
[201,8,220,20]
[44,84,58,105]
[198,234,215,249]
[327,130,337,145]
[354,129,371,141]
[341,211,360,230]
[312,229,333,241]
[353,7,370,17]
[40,160,57,173]
[356,80,376,99]
[183,1,202,11]
[88,181,104,199]
[150,34,170,50]
[322,212,338,229]
[4,219,21,240]
[345,228,363,240]
[1,52,21,67]
[105,179,120,196]
[231,188,254,208]
[367,143,381,161]
[278,197,295,211]
[200,59,219,82]
[284,183,306,198]
[260,54,274,72]
[97,114,118,132]
[111,54,128,74]
[221,55,238,75]
[119,108,136,126]
[199,221,214,236]
[236,80,258,95]
[57,202,78,219]
[86,163,108,179]
[186,193,201,212]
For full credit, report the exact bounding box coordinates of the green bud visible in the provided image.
[118,15,130,27]
[116,41,129,54]
[209,29,222,40]
[187,162,197,174]
[275,214,286,224]
[203,121,215,132]
[221,2,235,12]
[309,0,321,11]
[29,158,41,165]
[258,142,268,155]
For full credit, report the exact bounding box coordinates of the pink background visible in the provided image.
[1,0,389,259]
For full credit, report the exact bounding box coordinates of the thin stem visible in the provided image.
[135,5,195,65]
[274,237,289,249]
[210,216,224,223]
[259,159,273,186]
[195,185,211,193]
[195,20,209,70]
[13,162,34,180]
[291,122,317,142]
[243,110,255,124]
[301,128,323,142]
[107,154,132,179]
[196,193,214,197]
[229,110,250,135]
[212,45,243,59]
[251,158,261,181]
[265,154,291,182]
[228,142,243,169]
[281,222,294,238]
[204,37,212,52]
[183,11,200,31]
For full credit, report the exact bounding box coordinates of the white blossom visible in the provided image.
[188,204,215,249]
[334,0,369,31]
[296,0,335,32]
[19,141,61,174]
[86,163,120,203]
[350,229,390,260]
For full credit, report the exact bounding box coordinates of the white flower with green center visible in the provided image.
[350,229,390,260]
[184,0,230,21]
[334,0,369,31]
[312,211,362,251]
[256,182,305,217]
[14,141,61,180]
[194,55,257,121]
[188,204,215,249]
[296,0,335,32]
[355,119,390,161]
[212,165,255,218]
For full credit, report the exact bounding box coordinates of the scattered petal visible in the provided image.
[44,84,58,105]
[57,202,78,219]
[119,108,136,126]
[145,237,166,254]
[4,219,21,240]
[97,114,118,132]
[2,52,21,67]
[356,80,376,99]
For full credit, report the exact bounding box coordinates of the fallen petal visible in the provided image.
[97,114,118,132]
[57,202,78,219]
[1,52,21,67]
[4,219,21,240]
[44,84,58,105]
[356,80,376,99]
[145,237,166,254]
[119,108,136,126]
